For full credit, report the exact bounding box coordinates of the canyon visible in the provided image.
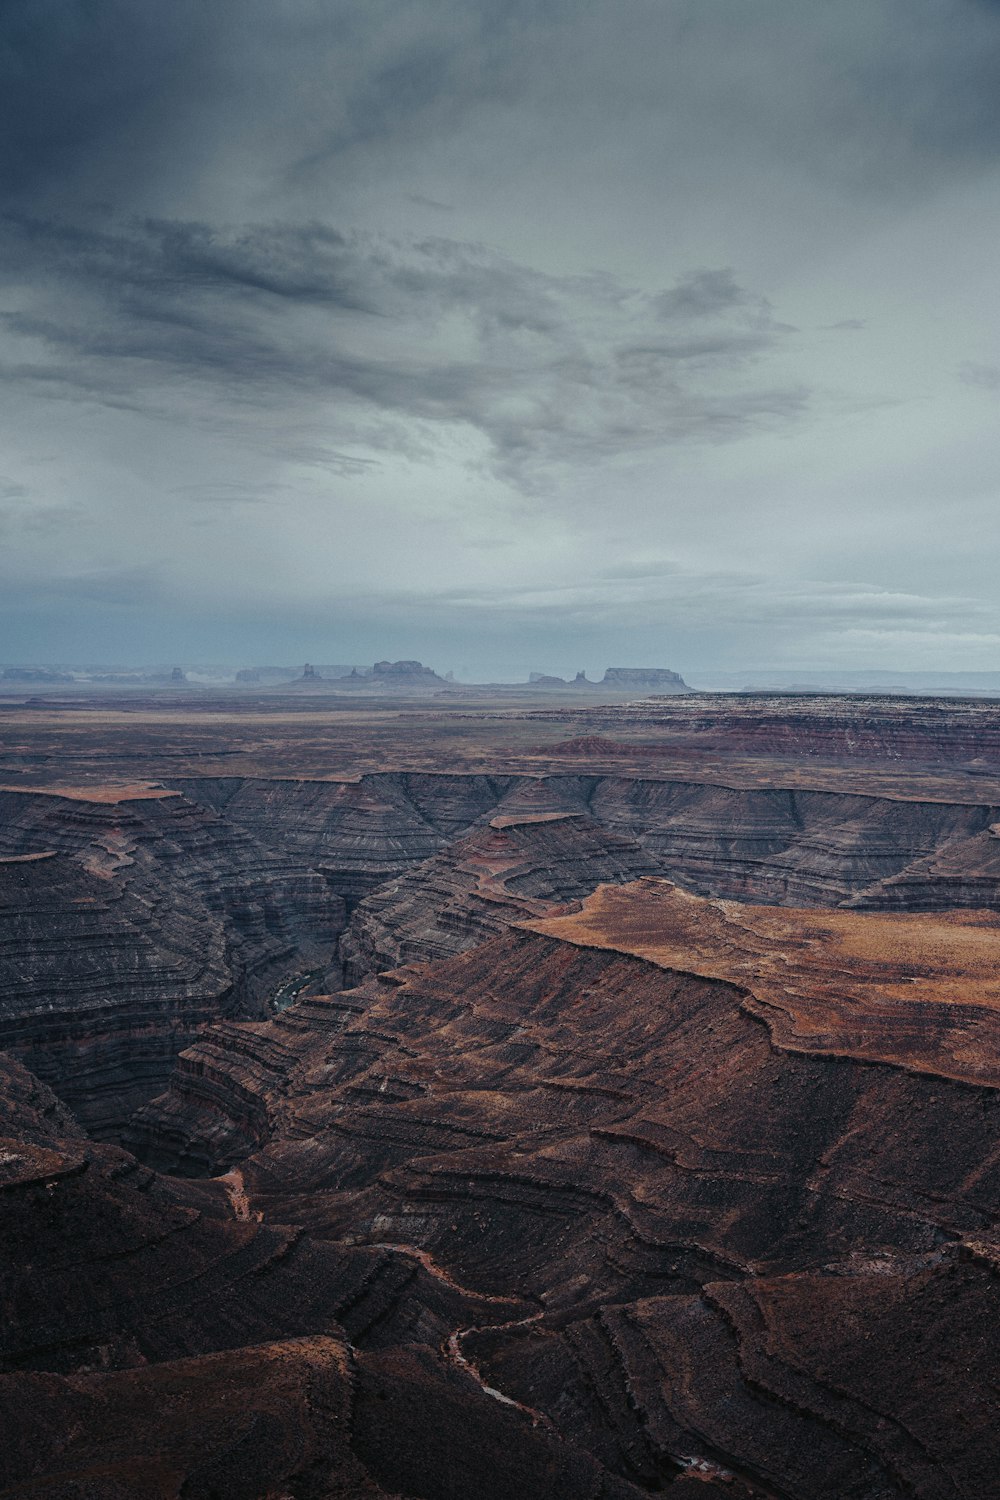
[2,689,1000,1497]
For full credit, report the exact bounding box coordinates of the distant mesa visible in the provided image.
[286,663,362,688]
[271,659,450,693]
[282,662,332,691]
[523,666,690,693]
[526,669,590,687]
[601,666,690,692]
[371,659,447,687]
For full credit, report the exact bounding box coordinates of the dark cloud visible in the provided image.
[655,270,753,320]
[0,210,806,484]
[2,0,1000,670]
[4,2,1000,216]
[0,1,212,198]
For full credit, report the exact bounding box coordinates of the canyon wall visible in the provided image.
[0,785,345,1134]
[6,765,1000,1141]
[6,696,1000,1497]
[120,885,1000,1495]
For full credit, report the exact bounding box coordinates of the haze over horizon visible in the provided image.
[2,1,999,676]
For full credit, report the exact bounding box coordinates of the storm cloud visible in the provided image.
[2,0,1000,676]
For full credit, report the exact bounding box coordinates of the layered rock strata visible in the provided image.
[0,1043,644,1498]
[174,773,517,903]
[0,785,344,1135]
[583,776,998,906]
[119,881,1000,1493]
[176,769,1000,916]
[8,767,1000,1143]
[577,692,1000,764]
[8,715,1000,1496]
[0,851,233,1133]
[340,811,659,985]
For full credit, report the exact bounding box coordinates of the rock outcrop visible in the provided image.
[339,812,659,985]
[0,784,344,1135]
[119,881,1000,1494]
[7,695,1000,1495]
[601,666,690,691]
[170,769,1000,916]
[372,658,448,687]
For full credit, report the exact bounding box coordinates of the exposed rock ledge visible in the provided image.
[526,877,1000,1086]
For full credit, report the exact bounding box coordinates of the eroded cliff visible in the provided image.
[4,697,1000,1498]
[115,883,1000,1495]
[0,783,345,1135]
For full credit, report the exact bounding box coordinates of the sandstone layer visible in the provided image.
[111,882,1000,1496]
[528,878,1000,1085]
[177,769,1000,917]
[8,762,1000,1142]
[3,695,1000,1497]
[0,783,345,1135]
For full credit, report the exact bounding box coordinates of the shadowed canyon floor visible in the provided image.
[2,692,1000,1497]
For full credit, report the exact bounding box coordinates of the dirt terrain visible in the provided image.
[2,690,1000,1498]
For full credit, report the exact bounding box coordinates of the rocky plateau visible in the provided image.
[2,691,1000,1497]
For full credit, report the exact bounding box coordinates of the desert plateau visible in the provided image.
[0,685,999,1497]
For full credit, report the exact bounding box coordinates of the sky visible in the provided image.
[2,0,1000,681]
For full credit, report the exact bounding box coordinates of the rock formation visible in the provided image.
[170,768,1000,913]
[0,784,344,1136]
[372,658,447,685]
[107,880,1000,1495]
[601,666,690,691]
[8,761,1000,1144]
[338,811,659,985]
[4,695,1000,1495]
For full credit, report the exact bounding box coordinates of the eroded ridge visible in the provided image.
[113,880,1000,1495]
[0,784,345,1135]
[340,811,659,984]
[6,698,1000,1496]
[526,878,1000,1085]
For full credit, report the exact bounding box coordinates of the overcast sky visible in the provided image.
[2,0,999,679]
